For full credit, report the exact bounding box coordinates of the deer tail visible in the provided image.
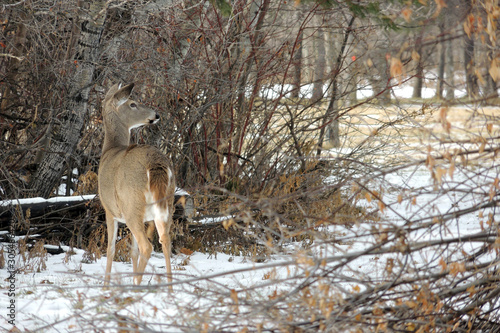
[147,166,174,210]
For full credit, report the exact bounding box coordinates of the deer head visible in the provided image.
[101,83,159,152]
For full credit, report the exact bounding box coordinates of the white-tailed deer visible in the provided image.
[98,83,175,289]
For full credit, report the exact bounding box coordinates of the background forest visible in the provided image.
[1,0,500,332]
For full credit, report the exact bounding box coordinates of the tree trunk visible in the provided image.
[435,24,446,100]
[412,61,423,99]
[316,16,355,154]
[0,10,27,141]
[291,15,303,100]
[445,36,455,100]
[463,0,478,98]
[412,32,424,99]
[485,43,498,99]
[29,1,107,198]
[485,68,498,99]
[0,21,26,110]
[311,22,326,102]
[464,35,478,98]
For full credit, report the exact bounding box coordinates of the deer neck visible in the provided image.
[102,115,131,154]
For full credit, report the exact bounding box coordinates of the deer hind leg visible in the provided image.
[130,233,139,275]
[105,214,118,286]
[154,208,173,292]
[126,217,153,285]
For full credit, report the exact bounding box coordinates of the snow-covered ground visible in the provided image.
[1,78,499,331]
[1,162,498,331]
[257,75,473,101]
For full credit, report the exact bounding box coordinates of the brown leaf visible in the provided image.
[439,107,451,133]
[486,123,493,134]
[449,262,465,276]
[390,57,404,84]
[464,14,475,37]
[489,58,500,82]
[448,160,455,179]
[439,258,447,272]
[230,289,239,314]
[402,7,412,23]
[411,50,420,62]
[464,18,472,38]
[180,248,194,255]
[222,218,235,231]
[432,0,447,18]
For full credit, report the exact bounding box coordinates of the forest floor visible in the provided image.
[1,96,499,332]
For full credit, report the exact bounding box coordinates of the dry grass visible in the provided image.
[17,239,48,273]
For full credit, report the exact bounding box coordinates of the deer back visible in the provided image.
[98,83,175,221]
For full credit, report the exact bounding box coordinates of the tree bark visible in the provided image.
[316,16,355,154]
[311,20,326,102]
[291,12,304,99]
[435,24,446,100]
[412,32,424,99]
[444,36,455,100]
[29,1,107,198]
[463,0,478,98]
[485,43,498,99]
[464,35,478,98]
[0,9,27,145]
[412,61,423,99]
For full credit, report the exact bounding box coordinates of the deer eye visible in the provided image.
[130,103,137,108]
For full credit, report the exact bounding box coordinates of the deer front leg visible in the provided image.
[105,214,118,286]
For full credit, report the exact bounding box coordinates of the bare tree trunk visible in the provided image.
[445,36,455,100]
[412,31,424,99]
[436,24,446,99]
[0,11,27,115]
[316,16,355,154]
[311,20,326,102]
[291,13,303,100]
[485,69,498,98]
[369,51,391,105]
[464,35,478,98]
[346,63,358,106]
[485,43,498,99]
[463,0,478,98]
[29,1,107,198]
[412,60,423,99]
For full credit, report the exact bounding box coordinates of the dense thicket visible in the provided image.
[1,0,500,331]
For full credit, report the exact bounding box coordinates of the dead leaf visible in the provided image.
[432,0,447,18]
[448,160,455,179]
[180,248,194,256]
[449,262,466,276]
[402,7,412,23]
[390,57,404,84]
[439,107,451,133]
[489,58,500,82]
[486,123,493,134]
[230,289,239,314]
[411,50,420,62]
[439,258,447,272]
[222,218,235,231]
[464,14,475,37]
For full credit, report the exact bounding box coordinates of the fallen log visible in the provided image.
[0,190,194,232]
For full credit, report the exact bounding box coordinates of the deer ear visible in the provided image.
[114,83,135,106]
